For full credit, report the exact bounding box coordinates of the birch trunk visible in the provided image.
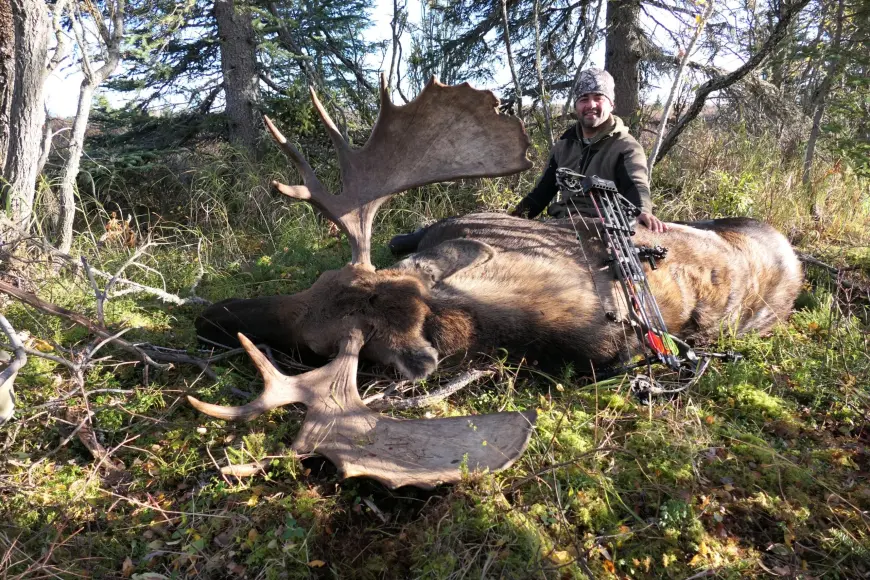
[56,0,124,253]
[57,81,94,252]
[647,0,715,175]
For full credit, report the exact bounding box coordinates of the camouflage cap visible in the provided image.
[573,68,615,104]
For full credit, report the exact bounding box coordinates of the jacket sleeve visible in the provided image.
[615,141,653,214]
[511,155,559,218]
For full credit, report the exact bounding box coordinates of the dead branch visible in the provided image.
[0,280,228,377]
[797,251,868,294]
[367,369,494,411]
[0,315,27,424]
[654,0,812,163]
[0,216,210,307]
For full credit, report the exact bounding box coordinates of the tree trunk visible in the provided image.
[1,0,49,230]
[215,0,260,154]
[802,0,845,202]
[57,81,94,252]
[804,101,825,217]
[0,0,13,171]
[56,0,124,253]
[604,0,641,120]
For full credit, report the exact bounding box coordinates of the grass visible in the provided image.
[0,118,869,578]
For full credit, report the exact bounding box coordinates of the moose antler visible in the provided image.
[265,75,531,266]
[188,332,536,489]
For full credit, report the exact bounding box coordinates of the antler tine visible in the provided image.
[187,333,313,421]
[264,116,345,225]
[308,86,353,179]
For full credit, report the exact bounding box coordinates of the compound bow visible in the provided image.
[555,168,740,395]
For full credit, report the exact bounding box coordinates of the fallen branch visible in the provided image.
[367,369,494,410]
[797,251,868,295]
[0,280,221,373]
[0,217,209,307]
[0,315,27,424]
[796,251,847,273]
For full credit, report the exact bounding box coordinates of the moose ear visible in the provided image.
[395,239,495,286]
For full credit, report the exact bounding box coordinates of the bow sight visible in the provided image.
[555,168,741,394]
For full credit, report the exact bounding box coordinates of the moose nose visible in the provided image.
[395,346,439,380]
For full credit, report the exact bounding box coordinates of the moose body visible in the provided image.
[197,212,802,377]
[188,78,802,488]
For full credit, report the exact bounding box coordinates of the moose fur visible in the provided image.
[197,213,802,376]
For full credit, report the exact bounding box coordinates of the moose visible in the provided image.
[189,77,802,488]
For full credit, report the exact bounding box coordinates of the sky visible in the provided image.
[45,0,410,117]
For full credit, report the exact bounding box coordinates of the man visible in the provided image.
[511,68,667,233]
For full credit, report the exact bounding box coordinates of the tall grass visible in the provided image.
[650,124,870,243]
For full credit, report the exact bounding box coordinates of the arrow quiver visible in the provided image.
[555,168,707,390]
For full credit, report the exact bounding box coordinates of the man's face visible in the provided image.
[575,93,613,130]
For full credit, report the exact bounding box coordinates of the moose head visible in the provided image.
[189,76,537,488]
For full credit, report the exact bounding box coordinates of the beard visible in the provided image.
[579,110,606,129]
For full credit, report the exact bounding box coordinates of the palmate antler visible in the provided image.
[189,333,536,489]
[264,75,532,266]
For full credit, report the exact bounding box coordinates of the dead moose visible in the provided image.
[190,77,803,489]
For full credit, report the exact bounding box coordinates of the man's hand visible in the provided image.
[638,212,668,233]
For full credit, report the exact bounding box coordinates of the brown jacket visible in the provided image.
[513,116,652,218]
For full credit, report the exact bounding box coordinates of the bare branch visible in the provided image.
[654,0,812,163]
[45,0,71,78]
[0,315,28,424]
[368,369,494,410]
[647,0,715,174]
[643,0,698,16]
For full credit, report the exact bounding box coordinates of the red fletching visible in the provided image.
[646,330,666,354]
